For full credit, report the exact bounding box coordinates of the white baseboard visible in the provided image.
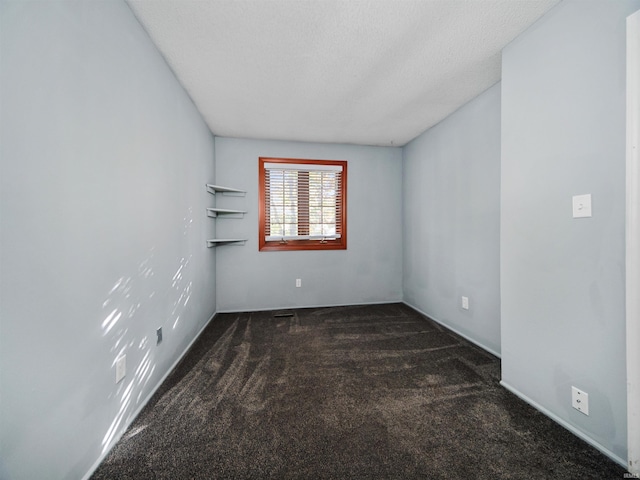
[82,310,218,480]
[403,301,501,358]
[215,298,404,314]
[500,380,627,468]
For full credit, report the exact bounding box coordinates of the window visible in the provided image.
[259,157,347,251]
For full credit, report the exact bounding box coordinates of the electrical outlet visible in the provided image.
[296,278,301,288]
[156,327,163,345]
[461,296,469,310]
[572,386,589,415]
[572,194,592,218]
[115,355,126,384]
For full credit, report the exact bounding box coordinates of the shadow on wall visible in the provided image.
[98,244,195,454]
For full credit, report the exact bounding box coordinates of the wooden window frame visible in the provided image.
[259,157,347,252]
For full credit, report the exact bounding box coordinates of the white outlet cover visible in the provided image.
[572,194,592,218]
[571,386,589,415]
[116,355,126,384]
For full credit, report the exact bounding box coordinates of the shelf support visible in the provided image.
[206,184,246,196]
[206,208,247,219]
[207,239,247,247]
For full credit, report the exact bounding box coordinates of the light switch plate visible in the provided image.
[461,296,469,310]
[572,194,592,218]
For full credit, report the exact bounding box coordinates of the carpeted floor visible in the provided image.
[92,303,628,479]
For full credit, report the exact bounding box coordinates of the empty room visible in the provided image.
[2,0,640,478]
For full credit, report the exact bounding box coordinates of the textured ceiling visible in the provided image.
[127,0,560,147]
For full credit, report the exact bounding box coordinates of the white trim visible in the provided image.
[403,301,501,359]
[264,162,342,172]
[82,311,218,480]
[500,381,627,468]
[627,8,640,476]
[215,299,404,314]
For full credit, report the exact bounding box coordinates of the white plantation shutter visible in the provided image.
[264,162,343,241]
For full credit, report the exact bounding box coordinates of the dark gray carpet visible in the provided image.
[92,303,628,479]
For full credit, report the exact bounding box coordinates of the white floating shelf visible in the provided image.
[206,207,247,218]
[206,184,246,196]
[207,239,247,247]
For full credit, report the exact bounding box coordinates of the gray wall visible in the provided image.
[0,2,217,479]
[214,137,403,312]
[501,0,640,463]
[402,83,501,356]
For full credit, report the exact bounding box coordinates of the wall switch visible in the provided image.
[296,278,301,288]
[572,386,589,415]
[572,194,592,218]
[461,296,469,310]
[115,355,126,384]
[156,327,163,345]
